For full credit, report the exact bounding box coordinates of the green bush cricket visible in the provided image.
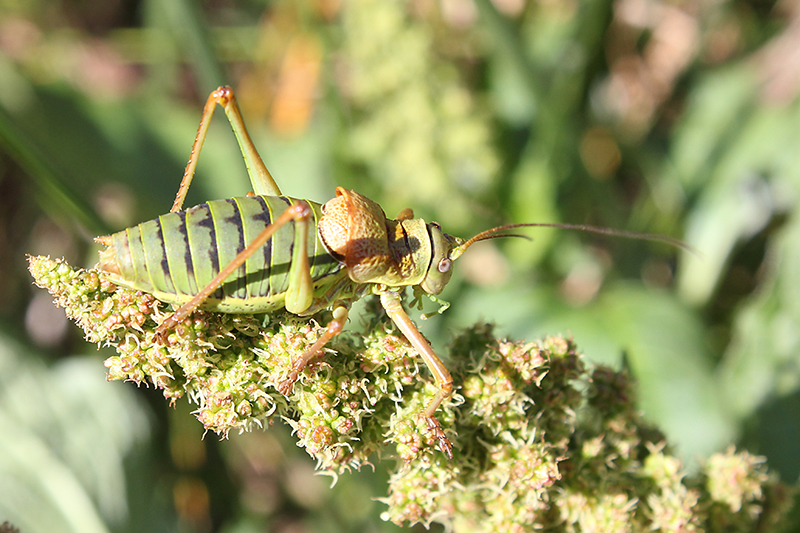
[94,86,690,458]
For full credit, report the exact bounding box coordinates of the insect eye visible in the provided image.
[438,258,452,273]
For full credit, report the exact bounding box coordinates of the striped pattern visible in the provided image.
[107,195,343,312]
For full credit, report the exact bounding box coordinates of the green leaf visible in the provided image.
[0,334,149,532]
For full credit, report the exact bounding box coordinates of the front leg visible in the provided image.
[278,305,349,394]
[379,290,454,459]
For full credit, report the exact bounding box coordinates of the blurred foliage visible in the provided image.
[2,0,800,531]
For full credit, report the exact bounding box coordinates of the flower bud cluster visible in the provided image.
[28,256,451,470]
[29,256,792,531]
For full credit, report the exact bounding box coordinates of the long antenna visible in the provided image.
[451,222,696,260]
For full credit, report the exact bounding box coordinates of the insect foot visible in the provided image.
[276,375,297,396]
[425,416,453,459]
[154,318,178,345]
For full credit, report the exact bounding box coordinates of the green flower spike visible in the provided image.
[29,255,792,531]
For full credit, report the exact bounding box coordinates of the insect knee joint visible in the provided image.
[440,379,453,395]
[292,201,313,221]
[213,85,233,105]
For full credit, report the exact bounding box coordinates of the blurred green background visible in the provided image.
[2,0,800,531]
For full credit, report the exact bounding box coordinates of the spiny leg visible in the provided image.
[171,85,281,213]
[277,305,349,395]
[154,201,313,343]
[379,291,454,459]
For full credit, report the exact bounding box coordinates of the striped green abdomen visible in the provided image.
[104,196,345,313]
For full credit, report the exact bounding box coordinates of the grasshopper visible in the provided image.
[95,86,688,458]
